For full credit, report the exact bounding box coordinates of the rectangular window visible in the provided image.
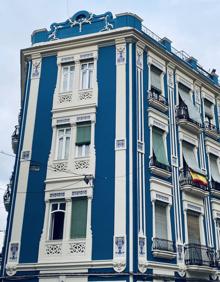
[80,62,94,90]
[61,64,74,92]
[209,154,220,183]
[75,122,91,157]
[182,141,198,172]
[151,65,162,94]
[204,98,214,124]
[155,201,167,239]
[187,211,201,244]
[216,220,220,250]
[49,202,66,240]
[178,83,201,124]
[70,197,88,239]
[152,127,169,165]
[56,128,71,160]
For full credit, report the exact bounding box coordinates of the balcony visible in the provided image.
[148,89,168,113]
[184,244,216,272]
[3,183,11,212]
[176,105,202,134]
[211,180,220,197]
[152,238,176,259]
[179,168,209,197]
[38,238,90,263]
[149,155,171,179]
[11,126,19,154]
[204,121,220,140]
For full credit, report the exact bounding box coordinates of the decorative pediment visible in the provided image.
[42,11,114,41]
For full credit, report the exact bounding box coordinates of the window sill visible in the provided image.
[152,249,176,259]
[149,165,171,179]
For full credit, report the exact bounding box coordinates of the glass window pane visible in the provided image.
[51,211,65,240]
[71,197,88,239]
[62,67,68,92]
[52,203,58,211]
[82,70,87,89]
[76,123,91,145]
[88,70,93,89]
[85,145,90,156]
[64,136,70,159]
[60,203,66,211]
[57,137,64,160]
[76,145,83,157]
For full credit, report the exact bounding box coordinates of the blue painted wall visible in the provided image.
[19,55,58,263]
[92,45,116,260]
[1,61,32,276]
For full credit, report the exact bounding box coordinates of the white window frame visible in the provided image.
[49,202,66,241]
[75,144,90,158]
[60,64,75,93]
[150,125,168,161]
[152,200,172,242]
[55,127,71,160]
[149,64,165,97]
[183,204,205,245]
[215,219,220,250]
[80,61,94,90]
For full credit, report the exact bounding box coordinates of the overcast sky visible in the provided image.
[1,0,220,250]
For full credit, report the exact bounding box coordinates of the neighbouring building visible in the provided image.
[2,10,220,282]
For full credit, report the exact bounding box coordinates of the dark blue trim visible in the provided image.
[92,45,116,260]
[19,55,58,263]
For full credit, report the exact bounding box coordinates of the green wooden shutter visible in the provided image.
[71,197,88,239]
[151,65,162,90]
[76,123,91,145]
[155,202,167,239]
[152,127,169,165]
[210,154,220,183]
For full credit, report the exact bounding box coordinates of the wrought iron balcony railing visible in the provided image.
[179,168,209,192]
[211,180,220,191]
[149,155,171,172]
[184,243,216,267]
[11,125,19,154]
[204,121,219,134]
[176,105,201,128]
[148,89,168,106]
[152,238,175,252]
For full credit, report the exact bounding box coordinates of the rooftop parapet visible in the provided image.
[31,10,219,87]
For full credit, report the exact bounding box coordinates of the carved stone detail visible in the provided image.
[69,241,86,254]
[168,69,174,87]
[74,159,89,170]
[45,242,62,255]
[58,94,72,103]
[52,162,68,172]
[6,265,17,276]
[79,91,93,100]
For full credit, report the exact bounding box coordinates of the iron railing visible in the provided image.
[179,168,209,192]
[211,180,220,191]
[148,89,168,106]
[184,244,216,267]
[176,104,201,128]
[150,155,171,172]
[204,121,219,134]
[11,125,19,154]
[141,24,219,85]
[152,238,175,252]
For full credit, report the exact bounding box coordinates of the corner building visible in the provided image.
[2,10,220,282]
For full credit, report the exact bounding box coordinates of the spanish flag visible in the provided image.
[190,171,208,186]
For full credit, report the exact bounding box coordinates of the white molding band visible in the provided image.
[7,56,42,271]
[113,41,127,272]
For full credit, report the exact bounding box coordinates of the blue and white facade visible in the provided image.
[2,10,220,282]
